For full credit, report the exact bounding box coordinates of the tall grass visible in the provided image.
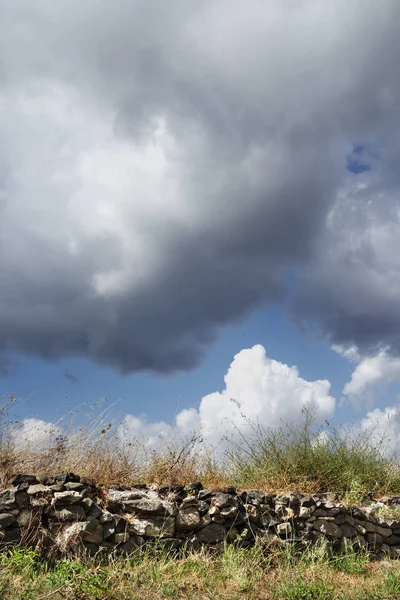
[226,408,400,496]
[1,396,400,497]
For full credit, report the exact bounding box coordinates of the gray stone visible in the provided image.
[27,484,51,496]
[313,520,342,538]
[0,513,16,528]
[277,522,292,536]
[340,524,356,538]
[64,482,84,491]
[176,507,202,532]
[300,496,315,507]
[12,475,38,487]
[240,490,266,505]
[17,509,40,528]
[53,505,86,522]
[128,516,175,538]
[52,491,83,506]
[375,525,392,538]
[385,535,400,546]
[82,524,104,544]
[196,523,226,544]
[103,522,116,539]
[0,490,16,512]
[114,532,130,544]
[366,533,383,546]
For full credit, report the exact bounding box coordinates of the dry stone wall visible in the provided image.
[1,473,400,558]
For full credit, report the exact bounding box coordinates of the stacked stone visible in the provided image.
[1,474,400,558]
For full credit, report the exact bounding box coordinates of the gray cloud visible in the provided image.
[64,371,78,384]
[1,0,400,373]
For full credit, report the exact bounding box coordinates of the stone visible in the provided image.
[45,473,80,485]
[129,516,175,538]
[12,475,38,487]
[17,509,41,528]
[118,540,137,554]
[2,529,21,544]
[276,522,292,537]
[176,507,202,532]
[82,524,103,545]
[240,490,266,505]
[340,524,356,538]
[53,505,86,521]
[276,505,296,520]
[100,511,114,523]
[196,523,226,544]
[244,504,260,523]
[198,489,214,501]
[385,535,400,546]
[366,533,383,547]
[115,532,130,544]
[27,484,51,496]
[299,507,313,519]
[52,491,84,506]
[64,482,85,491]
[313,520,342,538]
[185,482,203,494]
[212,493,236,509]
[103,522,116,539]
[0,490,16,512]
[226,526,239,542]
[0,513,16,528]
[300,496,315,507]
[375,525,392,538]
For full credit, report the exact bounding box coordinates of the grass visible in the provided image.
[1,542,400,599]
[2,397,400,598]
[1,397,400,497]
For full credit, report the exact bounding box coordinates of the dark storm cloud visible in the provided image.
[1,0,400,374]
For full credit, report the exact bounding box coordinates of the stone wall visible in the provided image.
[1,473,400,558]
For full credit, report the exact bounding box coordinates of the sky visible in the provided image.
[1,0,400,453]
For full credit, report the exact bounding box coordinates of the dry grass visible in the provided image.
[1,396,400,499]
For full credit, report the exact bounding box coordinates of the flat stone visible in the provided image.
[128,516,175,538]
[12,475,38,487]
[340,524,356,538]
[375,525,392,538]
[240,490,267,505]
[27,484,51,496]
[52,491,84,505]
[0,513,16,528]
[176,507,202,532]
[313,520,342,538]
[53,505,86,522]
[64,482,85,491]
[114,532,130,544]
[212,493,236,509]
[196,523,226,544]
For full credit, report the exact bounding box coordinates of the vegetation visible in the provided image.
[1,540,400,599]
[2,395,400,598]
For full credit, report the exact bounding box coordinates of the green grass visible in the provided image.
[1,543,400,600]
[226,407,400,495]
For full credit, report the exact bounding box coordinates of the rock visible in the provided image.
[82,524,103,545]
[129,516,175,538]
[0,490,16,512]
[16,509,41,528]
[375,525,392,538]
[103,522,116,539]
[64,482,85,491]
[366,533,383,547]
[211,493,236,509]
[299,507,313,519]
[176,507,202,532]
[27,484,51,496]
[44,473,80,486]
[340,524,356,538]
[100,511,114,524]
[53,505,86,521]
[52,491,84,506]
[198,489,214,501]
[196,523,226,544]
[277,522,292,537]
[12,475,38,487]
[244,504,260,523]
[385,535,400,546]
[2,529,21,544]
[185,482,203,494]
[300,496,316,507]
[240,491,267,505]
[115,532,130,544]
[313,520,342,538]
[276,505,296,520]
[118,540,137,554]
[0,513,16,528]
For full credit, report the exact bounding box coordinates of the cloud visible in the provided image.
[1,2,400,373]
[359,405,400,457]
[119,345,336,450]
[11,418,63,449]
[335,346,400,407]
